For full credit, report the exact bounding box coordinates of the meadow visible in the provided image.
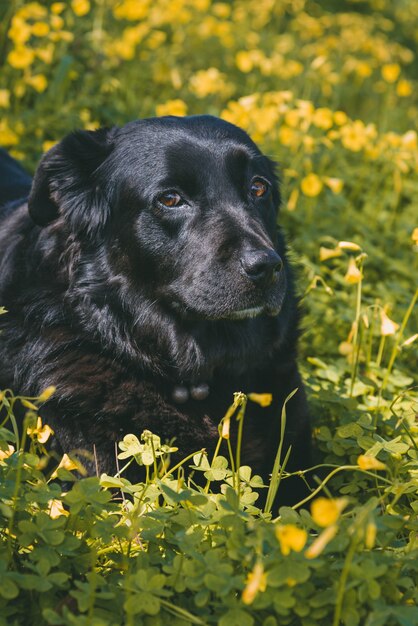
[0,0,418,624]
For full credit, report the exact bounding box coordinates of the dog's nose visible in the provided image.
[240,249,283,285]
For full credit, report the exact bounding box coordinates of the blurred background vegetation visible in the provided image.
[1,0,416,375]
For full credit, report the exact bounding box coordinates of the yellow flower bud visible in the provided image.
[357,455,387,471]
[248,393,273,407]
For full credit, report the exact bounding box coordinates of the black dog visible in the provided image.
[0,116,310,504]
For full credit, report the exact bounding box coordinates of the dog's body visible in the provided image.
[0,116,310,503]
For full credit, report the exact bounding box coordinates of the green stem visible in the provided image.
[381,288,418,392]
[333,536,359,626]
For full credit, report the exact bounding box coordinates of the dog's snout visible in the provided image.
[240,249,283,285]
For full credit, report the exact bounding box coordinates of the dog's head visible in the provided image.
[29,116,287,321]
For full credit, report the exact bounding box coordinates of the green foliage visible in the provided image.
[0,377,418,625]
[1,0,417,623]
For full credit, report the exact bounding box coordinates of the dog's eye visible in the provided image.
[251,178,269,198]
[158,191,183,208]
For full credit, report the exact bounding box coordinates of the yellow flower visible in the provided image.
[344,258,362,284]
[279,125,297,147]
[48,499,69,519]
[38,385,56,402]
[8,17,32,45]
[50,453,80,479]
[71,0,90,17]
[402,131,417,150]
[324,177,344,194]
[357,455,387,471]
[248,393,273,407]
[301,173,323,197]
[381,63,401,83]
[242,561,267,605]
[51,2,66,14]
[156,99,188,117]
[32,22,50,37]
[114,0,150,20]
[338,241,361,251]
[189,68,228,98]
[380,310,399,336]
[221,415,231,439]
[412,228,418,244]
[311,497,347,528]
[275,524,307,555]
[0,121,19,146]
[236,51,254,73]
[319,246,342,261]
[312,107,334,130]
[27,74,48,93]
[7,47,35,69]
[0,444,15,463]
[305,525,337,559]
[340,120,368,152]
[36,44,54,64]
[365,521,377,549]
[334,111,348,126]
[27,417,54,443]
[0,89,10,108]
[396,79,412,97]
[43,140,57,152]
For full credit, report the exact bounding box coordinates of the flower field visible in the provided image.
[0,1,418,625]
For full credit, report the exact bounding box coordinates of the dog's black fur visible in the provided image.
[0,116,311,504]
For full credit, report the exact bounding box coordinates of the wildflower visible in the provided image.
[334,111,348,126]
[305,525,337,559]
[357,455,387,470]
[311,497,348,527]
[71,0,90,17]
[324,177,344,194]
[27,74,48,93]
[38,385,56,402]
[287,188,299,212]
[275,524,307,555]
[338,241,361,251]
[156,99,188,117]
[340,121,368,152]
[0,90,10,108]
[344,258,362,284]
[48,499,69,519]
[0,121,19,146]
[50,453,80,479]
[114,0,150,20]
[402,131,417,150]
[242,561,267,605]
[0,444,15,463]
[189,68,228,98]
[381,63,401,83]
[236,51,254,73]
[365,521,377,549]
[312,107,334,130]
[27,417,54,443]
[51,2,66,14]
[42,140,57,152]
[32,22,50,37]
[7,47,35,70]
[319,246,342,261]
[300,173,323,197]
[221,415,230,439]
[396,79,412,97]
[380,310,399,336]
[248,393,273,407]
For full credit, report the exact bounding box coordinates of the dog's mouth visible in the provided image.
[167,300,282,322]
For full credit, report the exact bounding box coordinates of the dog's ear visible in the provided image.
[28,128,115,237]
